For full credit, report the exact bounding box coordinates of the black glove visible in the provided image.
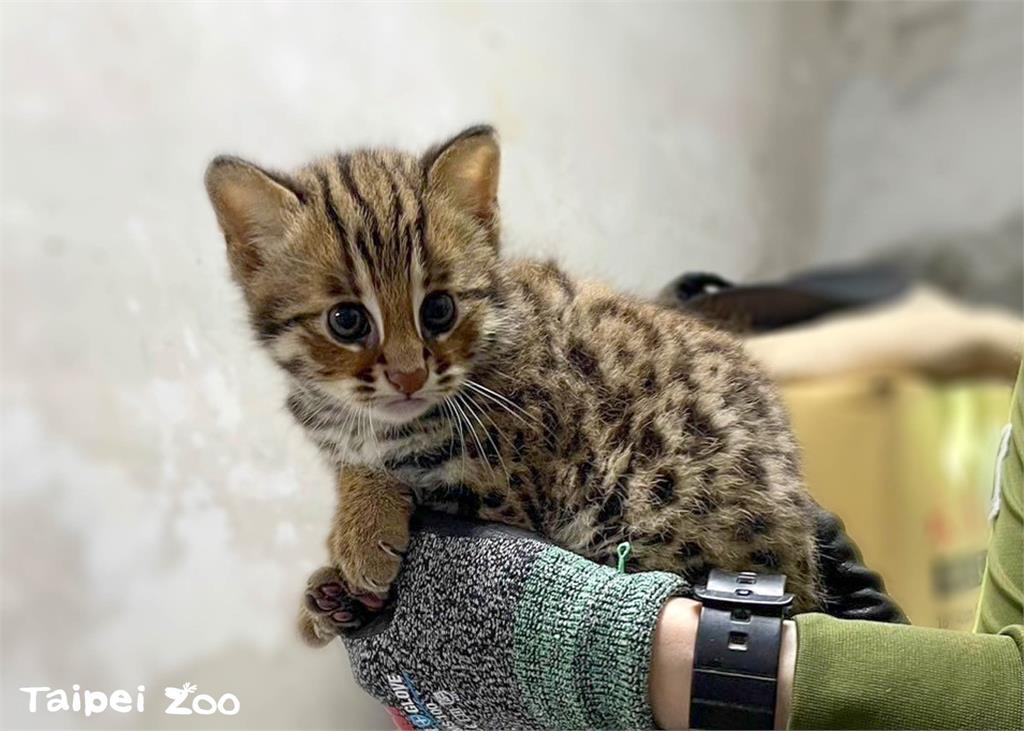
[810,500,909,623]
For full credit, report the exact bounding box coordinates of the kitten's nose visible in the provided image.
[385,367,428,396]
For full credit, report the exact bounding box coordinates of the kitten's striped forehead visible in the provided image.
[305,151,437,299]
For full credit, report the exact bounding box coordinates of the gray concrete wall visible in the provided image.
[821,1,1023,263]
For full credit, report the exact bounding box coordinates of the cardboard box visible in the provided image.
[783,374,1011,629]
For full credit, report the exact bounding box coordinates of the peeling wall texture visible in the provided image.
[2,2,1021,729]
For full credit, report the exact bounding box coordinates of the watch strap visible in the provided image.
[690,569,793,730]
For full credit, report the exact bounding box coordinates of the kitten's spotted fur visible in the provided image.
[205,126,821,645]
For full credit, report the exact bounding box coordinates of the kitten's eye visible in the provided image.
[421,292,456,336]
[327,303,371,343]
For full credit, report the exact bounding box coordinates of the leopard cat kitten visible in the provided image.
[205,126,821,645]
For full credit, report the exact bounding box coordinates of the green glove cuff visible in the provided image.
[514,546,689,729]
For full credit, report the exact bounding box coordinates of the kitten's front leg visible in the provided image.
[300,466,412,645]
[328,465,413,592]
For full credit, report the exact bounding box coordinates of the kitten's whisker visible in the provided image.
[440,401,455,459]
[449,394,494,483]
[365,407,383,466]
[466,379,543,430]
[464,379,535,422]
[362,408,378,465]
[463,383,534,430]
[440,398,463,482]
[313,398,346,430]
[352,407,362,452]
[447,399,469,486]
[458,393,494,452]
[459,390,511,488]
[336,406,359,463]
[439,400,465,485]
[464,379,555,439]
[290,392,336,431]
[356,407,369,455]
[439,399,453,464]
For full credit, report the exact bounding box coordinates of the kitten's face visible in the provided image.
[205,127,505,425]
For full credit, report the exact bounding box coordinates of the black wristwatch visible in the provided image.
[689,569,793,730]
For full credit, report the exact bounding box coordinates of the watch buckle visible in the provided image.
[693,569,794,613]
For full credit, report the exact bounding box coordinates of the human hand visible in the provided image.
[340,511,689,730]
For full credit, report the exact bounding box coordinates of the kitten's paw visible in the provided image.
[329,515,409,596]
[299,566,388,645]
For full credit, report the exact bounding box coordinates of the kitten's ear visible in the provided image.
[424,125,500,227]
[204,155,305,278]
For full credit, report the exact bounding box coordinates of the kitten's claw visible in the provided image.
[359,577,392,594]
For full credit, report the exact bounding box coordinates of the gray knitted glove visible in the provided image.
[335,512,689,730]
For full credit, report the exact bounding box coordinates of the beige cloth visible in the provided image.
[744,286,1024,383]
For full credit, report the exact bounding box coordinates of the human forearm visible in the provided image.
[650,603,1024,731]
[649,599,699,729]
[648,599,796,730]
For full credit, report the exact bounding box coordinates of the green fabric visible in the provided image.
[513,546,686,730]
[791,615,1023,729]
[792,360,1024,730]
[976,364,1024,635]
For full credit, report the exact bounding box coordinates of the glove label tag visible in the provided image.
[386,673,479,730]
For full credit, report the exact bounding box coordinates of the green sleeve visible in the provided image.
[790,617,1023,729]
[976,360,1024,634]
[791,361,1024,730]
